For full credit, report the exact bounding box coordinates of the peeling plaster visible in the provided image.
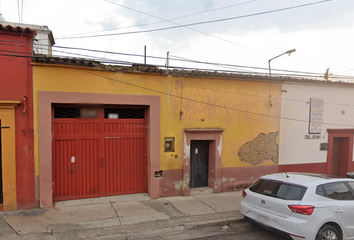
[222,177,236,183]
[182,173,190,190]
[174,180,183,190]
[183,134,190,165]
[217,135,222,157]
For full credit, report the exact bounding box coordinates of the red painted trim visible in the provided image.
[38,91,160,207]
[183,129,224,196]
[326,129,354,176]
[0,204,3,211]
[222,165,278,191]
[278,163,327,174]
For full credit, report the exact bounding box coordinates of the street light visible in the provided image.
[268,49,296,77]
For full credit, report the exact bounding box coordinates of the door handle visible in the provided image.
[334,209,343,213]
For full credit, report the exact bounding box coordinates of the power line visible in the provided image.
[2,52,354,108]
[1,39,352,79]
[42,58,354,128]
[58,0,335,40]
[62,0,261,38]
[334,68,354,74]
[100,0,260,51]
[0,39,343,78]
[17,0,20,23]
[21,0,24,23]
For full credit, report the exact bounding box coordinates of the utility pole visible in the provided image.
[144,45,146,65]
[165,51,170,74]
[324,68,330,80]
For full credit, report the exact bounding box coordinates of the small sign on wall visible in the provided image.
[309,98,324,134]
[320,143,328,151]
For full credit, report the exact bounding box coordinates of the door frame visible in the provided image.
[0,100,21,211]
[190,140,210,188]
[38,91,160,207]
[327,129,354,176]
[182,129,224,196]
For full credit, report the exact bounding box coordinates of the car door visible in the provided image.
[322,181,354,237]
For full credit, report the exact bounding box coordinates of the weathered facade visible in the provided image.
[0,23,36,211]
[279,82,354,176]
[32,59,282,207]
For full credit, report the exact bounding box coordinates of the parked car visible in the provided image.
[241,172,354,240]
[347,172,354,179]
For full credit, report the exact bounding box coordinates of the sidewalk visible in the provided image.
[0,191,243,240]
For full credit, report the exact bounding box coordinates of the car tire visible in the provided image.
[316,224,342,240]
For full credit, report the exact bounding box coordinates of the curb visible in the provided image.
[183,216,244,230]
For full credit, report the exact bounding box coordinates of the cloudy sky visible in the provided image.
[1,0,354,77]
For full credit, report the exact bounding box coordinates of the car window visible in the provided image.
[347,182,354,191]
[249,180,306,200]
[316,185,325,197]
[323,182,354,201]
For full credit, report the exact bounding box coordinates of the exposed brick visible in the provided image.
[238,132,278,165]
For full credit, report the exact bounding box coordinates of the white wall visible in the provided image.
[279,83,354,165]
[34,30,52,56]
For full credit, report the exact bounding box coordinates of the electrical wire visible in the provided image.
[5,40,324,76]
[37,58,354,128]
[1,39,353,80]
[57,0,335,40]
[17,0,20,23]
[2,51,354,109]
[0,39,345,79]
[62,0,262,38]
[101,0,260,51]
[21,0,24,23]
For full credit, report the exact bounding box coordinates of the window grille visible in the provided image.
[104,108,145,119]
[54,107,80,118]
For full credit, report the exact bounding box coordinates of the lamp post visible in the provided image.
[268,49,296,77]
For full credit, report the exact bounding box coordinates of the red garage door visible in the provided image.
[52,106,147,201]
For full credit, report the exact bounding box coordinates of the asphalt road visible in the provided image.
[93,220,287,240]
[191,221,286,240]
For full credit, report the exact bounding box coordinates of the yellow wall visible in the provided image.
[0,101,19,211]
[33,65,281,175]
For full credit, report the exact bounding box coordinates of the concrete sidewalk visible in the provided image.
[0,191,243,240]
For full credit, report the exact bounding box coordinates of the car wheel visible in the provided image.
[316,224,342,240]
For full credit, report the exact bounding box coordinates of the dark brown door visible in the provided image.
[190,140,209,188]
[332,137,350,177]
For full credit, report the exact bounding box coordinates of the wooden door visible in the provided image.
[332,137,349,177]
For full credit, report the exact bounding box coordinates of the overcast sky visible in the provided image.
[1,0,354,77]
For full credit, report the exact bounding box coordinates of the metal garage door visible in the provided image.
[52,106,147,201]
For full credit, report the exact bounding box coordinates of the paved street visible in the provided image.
[0,191,288,240]
[0,191,248,240]
[93,220,286,240]
[190,221,285,240]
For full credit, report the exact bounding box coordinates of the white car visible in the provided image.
[241,172,354,240]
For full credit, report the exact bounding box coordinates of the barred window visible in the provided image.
[54,107,80,118]
[104,108,145,119]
